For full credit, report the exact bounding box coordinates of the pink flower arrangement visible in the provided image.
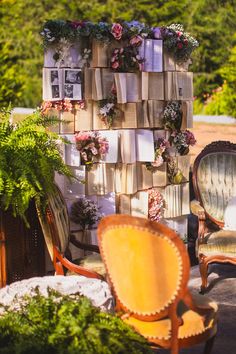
[111,23,123,40]
[75,131,109,170]
[184,129,196,146]
[171,129,196,155]
[111,46,144,72]
[41,99,85,113]
[148,189,165,222]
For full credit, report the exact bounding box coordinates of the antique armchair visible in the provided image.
[37,184,105,280]
[97,214,218,354]
[192,141,236,293]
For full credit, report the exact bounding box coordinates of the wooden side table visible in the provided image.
[0,203,45,288]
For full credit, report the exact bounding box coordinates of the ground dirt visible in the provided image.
[190,121,236,165]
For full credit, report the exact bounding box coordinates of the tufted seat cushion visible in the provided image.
[198,230,236,257]
[66,254,106,278]
[124,292,217,341]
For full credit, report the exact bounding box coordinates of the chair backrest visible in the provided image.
[37,184,70,260]
[97,214,190,321]
[193,141,236,226]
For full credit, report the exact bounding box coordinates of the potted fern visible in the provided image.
[0,107,73,286]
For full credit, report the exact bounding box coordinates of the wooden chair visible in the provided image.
[36,185,105,280]
[97,214,218,354]
[192,141,236,293]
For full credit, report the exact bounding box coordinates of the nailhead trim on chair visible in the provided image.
[100,224,183,316]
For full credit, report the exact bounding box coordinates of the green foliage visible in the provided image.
[0,290,152,354]
[0,108,73,222]
[202,43,236,117]
[193,98,204,115]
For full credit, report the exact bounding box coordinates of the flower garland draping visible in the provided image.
[41,99,85,113]
[41,20,198,64]
[148,189,165,222]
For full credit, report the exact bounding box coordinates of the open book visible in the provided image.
[114,73,141,103]
[43,68,82,101]
[139,39,163,72]
[44,44,82,68]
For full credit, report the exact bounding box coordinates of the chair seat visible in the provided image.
[124,292,217,341]
[67,253,106,277]
[198,230,236,257]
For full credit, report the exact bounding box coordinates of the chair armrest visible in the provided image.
[69,233,100,253]
[190,200,207,241]
[190,200,205,216]
[53,245,103,280]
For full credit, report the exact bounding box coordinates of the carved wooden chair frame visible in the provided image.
[192,140,236,292]
[37,185,103,280]
[98,214,217,354]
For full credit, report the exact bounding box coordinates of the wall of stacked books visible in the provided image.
[41,20,198,245]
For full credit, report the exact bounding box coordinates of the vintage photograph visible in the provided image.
[65,70,81,84]
[51,85,60,99]
[64,84,74,98]
[50,70,59,84]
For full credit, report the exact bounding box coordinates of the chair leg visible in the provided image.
[199,256,208,293]
[204,335,216,354]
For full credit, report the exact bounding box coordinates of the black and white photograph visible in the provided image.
[50,70,59,84]
[51,85,60,99]
[64,84,74,98]
[65,70,82,84]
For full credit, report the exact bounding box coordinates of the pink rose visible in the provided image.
[176,31,183,37]
[112,61,119,69]
[111,23,123,40]
[184,39,188,45]
[177,42,183,49]
[129,35,143,47]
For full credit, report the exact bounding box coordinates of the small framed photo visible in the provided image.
[64,84,74,98]
[65,70,82,84]
[50,70,59,85]
[51,85,60,99]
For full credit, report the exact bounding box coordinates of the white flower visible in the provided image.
[99,103,114,116]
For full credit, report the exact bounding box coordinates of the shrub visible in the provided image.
[0,290,152,354]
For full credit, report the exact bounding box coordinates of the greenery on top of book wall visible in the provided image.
[0,0,236,117]
[0,107,73,224]
[0,289,152,354]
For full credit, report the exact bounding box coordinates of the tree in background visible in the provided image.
[202,42,236,116]
[0,0,236,117]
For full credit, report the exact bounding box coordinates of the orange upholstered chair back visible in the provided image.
[98,215,190,321]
